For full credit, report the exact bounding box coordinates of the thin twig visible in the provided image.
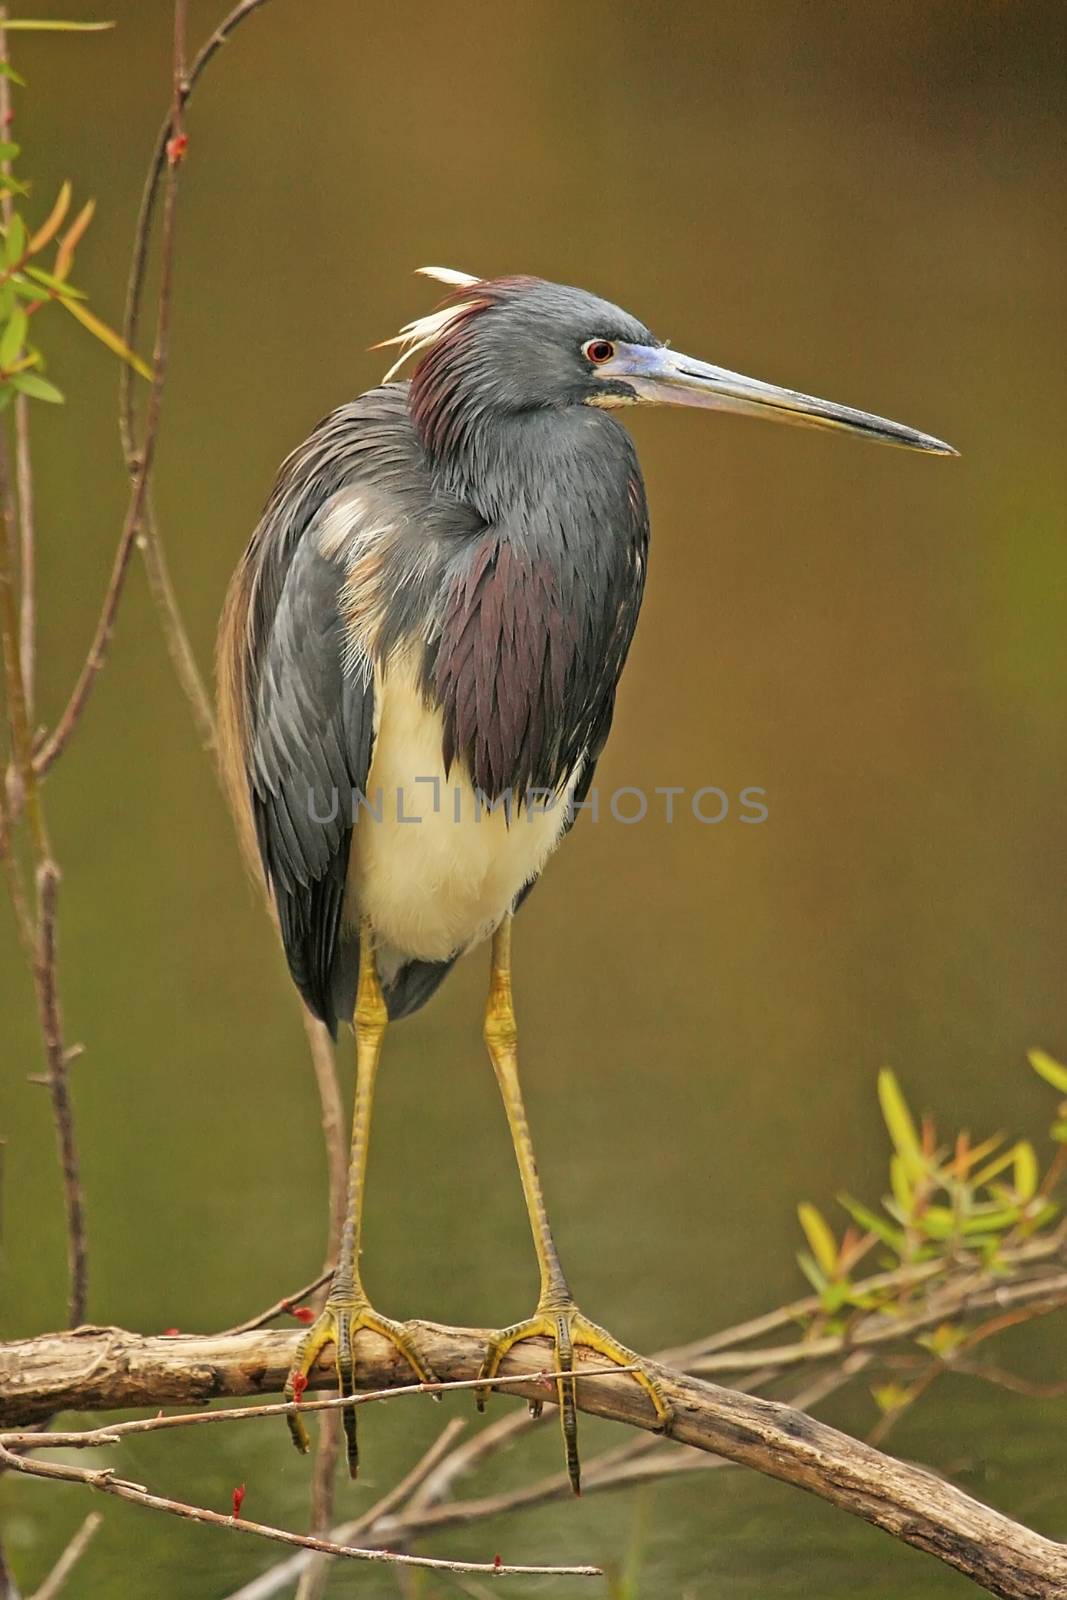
[0,1437,598,1579]
[2,1364,640,1448]
[28,1511,102,1600]
[0,1534,16,1600]
[295,1405,340,1600]
[222,1269,333,1337]
[0,9,35,724]
[343,1418,469,1538]
[0,782,33,954]
[121,0,274,404]
[687,1268,1067,1377]
[0,437,46,855]
[32,15,186,778]
[32,859,87,1325]
[239,1420,468,1600]
[117,0,278,753]
[949,1360,1067,1400]
[137,487,216,747]
[658,1225,1066,1367]
[12,394,33,723]
[406,1406,542,1519]
[119,0,215,752]
[366,1366,864,1552]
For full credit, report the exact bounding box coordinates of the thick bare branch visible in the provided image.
[2,1321,1065,1599]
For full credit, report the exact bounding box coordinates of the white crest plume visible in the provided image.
[376,266,484,383]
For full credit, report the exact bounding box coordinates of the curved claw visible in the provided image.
[285,1299,438,1477]
[477,1304,674,1495]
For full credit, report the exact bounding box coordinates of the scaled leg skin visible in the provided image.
[285,923,437,1476]
[475,914,673,1493]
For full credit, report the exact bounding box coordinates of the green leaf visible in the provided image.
[918,1205,957,1240]
[5,211,25,265]
[798,1202,838,1276]
[23,263,87,297]
[57,295,152,379]
[29,179,71,253]
[796,1251,827,1294]
[0,384,13,411]
[889,1154,914,1217]
[819,1280,852,1315]
[0,140,21,161]
[871,1381,912,1414]
[0,304,27,367]
[11,370,62,402]
[971,1142,1029,1189]
[1013,1141,1039,1202]
[959,1206,1021,1235]
[878,1068,924,1176]
[0,61,27,85]
[1029,1049,1067,1095]
[1051,1120,1067,1144]
[1,19,116,30]
[917,1321,965,1358]
[837,1193,906,1254]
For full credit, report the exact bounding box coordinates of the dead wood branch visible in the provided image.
[2,1321,1065,1599]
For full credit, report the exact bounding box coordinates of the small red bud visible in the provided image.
[166,132,189,166]
[493,1554,503,1571]
[231,1483,246,1519]
[291,1372,308,1403]
[163,1327,180,1336]
[291,1305,315,1324]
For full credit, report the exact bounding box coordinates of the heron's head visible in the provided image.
[380,268,956,458]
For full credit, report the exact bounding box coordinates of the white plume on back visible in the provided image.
[377,267,484,382]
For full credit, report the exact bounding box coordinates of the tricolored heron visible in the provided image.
[217,268,954,1491]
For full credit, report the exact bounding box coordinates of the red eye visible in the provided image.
[583,339,615,365]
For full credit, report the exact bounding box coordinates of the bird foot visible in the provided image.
[475,1301,673,1494]
[285,1293,438,1476]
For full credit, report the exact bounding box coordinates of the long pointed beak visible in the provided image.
[599,343,957,455]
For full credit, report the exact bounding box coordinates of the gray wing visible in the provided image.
[250,532,374,1032]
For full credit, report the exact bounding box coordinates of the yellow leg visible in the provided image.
[285,923,436,1477]
[476,915,672,1493]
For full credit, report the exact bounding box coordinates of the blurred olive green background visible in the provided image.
[2,1,1066,1595]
